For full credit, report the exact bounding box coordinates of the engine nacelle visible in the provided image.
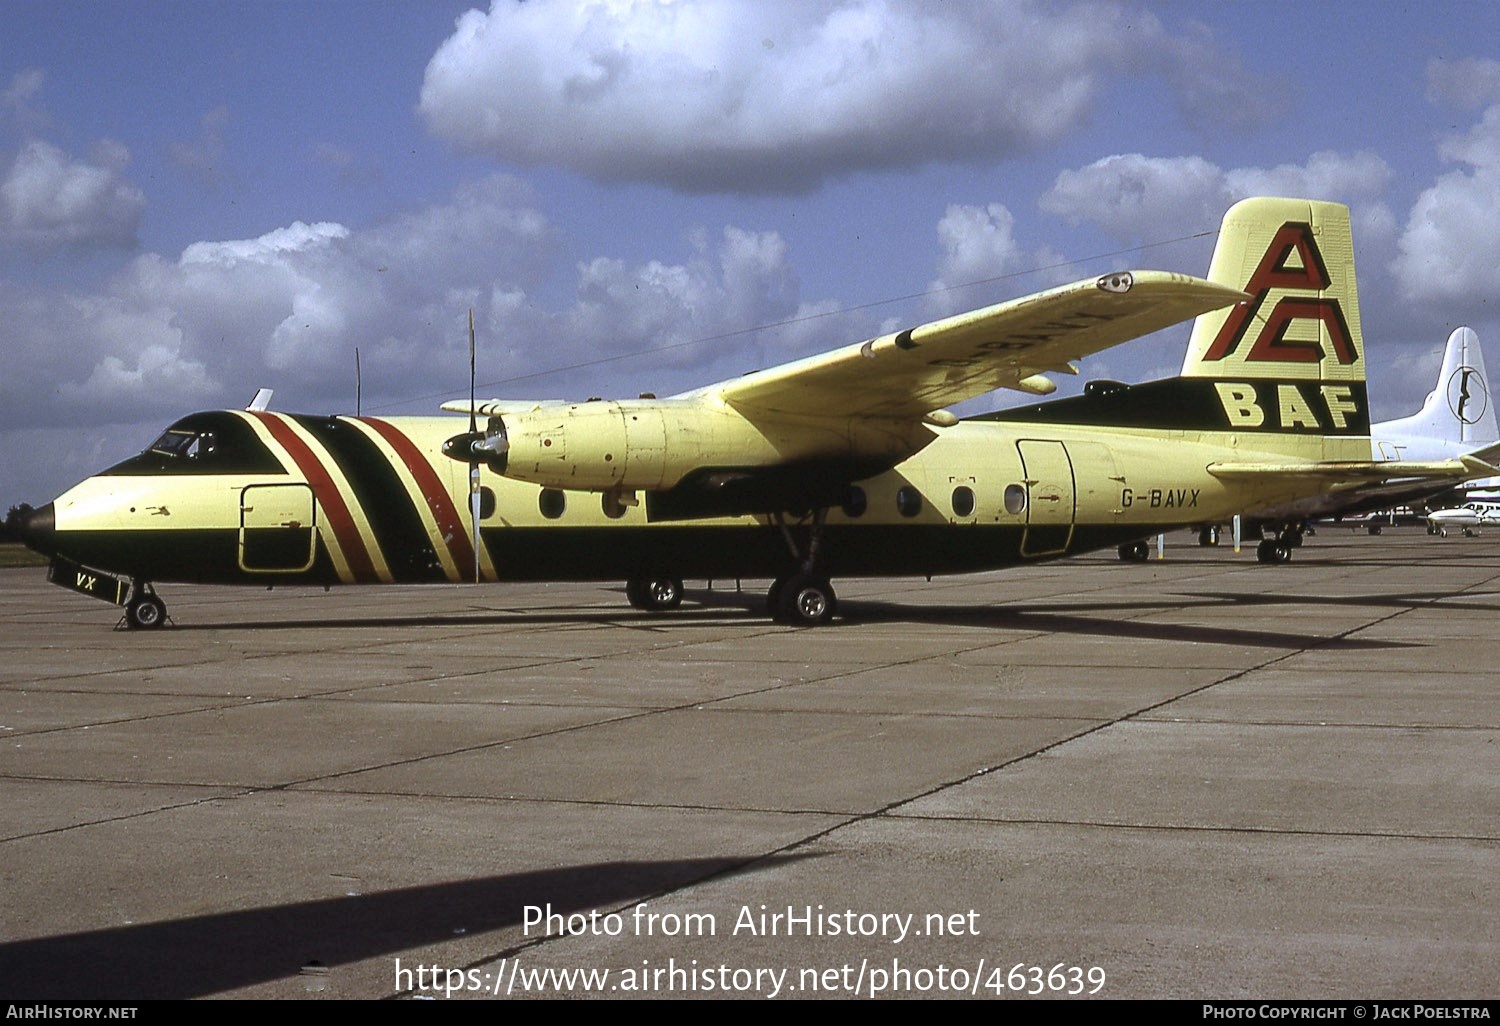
[481,399,927,493]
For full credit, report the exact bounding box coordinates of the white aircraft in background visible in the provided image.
[1427,500,1500,537]
[1188,325,1500,556]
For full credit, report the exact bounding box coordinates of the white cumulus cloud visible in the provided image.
[0,139,145,250]
[1394,103,1500,311]
[418,0,1275,194]
[1040,151,1393,246]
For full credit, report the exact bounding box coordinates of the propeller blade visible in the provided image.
[470,463,482,584]
[468,309,481,583]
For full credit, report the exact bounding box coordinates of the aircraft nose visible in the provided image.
[18,502,56,556]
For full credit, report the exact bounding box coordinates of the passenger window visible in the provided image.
[896,486,923,518]
[841,486,867,519]
[951,486,975,517]
[1004,484,1027,515]
[601,491,630,519]
[538,488,566,520]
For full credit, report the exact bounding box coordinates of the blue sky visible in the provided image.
[3,0,1499,506]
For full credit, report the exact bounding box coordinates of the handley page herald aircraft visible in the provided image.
[18,197,1494,628]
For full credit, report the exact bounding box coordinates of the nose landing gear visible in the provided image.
[123,584,168,630]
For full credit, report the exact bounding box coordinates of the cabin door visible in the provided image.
[239,484,317,573]
[1017,440,1076,557]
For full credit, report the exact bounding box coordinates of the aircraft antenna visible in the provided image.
[355,347,362,416]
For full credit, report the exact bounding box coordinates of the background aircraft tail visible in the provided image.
[1375,326,1496,447]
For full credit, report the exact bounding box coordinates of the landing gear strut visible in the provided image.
[124,583,167,630]
[768,509,838,626]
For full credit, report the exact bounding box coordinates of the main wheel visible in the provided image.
[125,594,166,630]
[1256,539,1291,564]
[626,577,682,611]
[770,574,836,626]
[1118,541,1150,562]
[1197,526,1219,547]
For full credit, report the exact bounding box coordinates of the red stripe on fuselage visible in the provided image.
[248,411,379,582]
[360,417,478,577]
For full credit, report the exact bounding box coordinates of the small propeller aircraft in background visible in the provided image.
[19,197,1492,628]
[1426,500,1500,537]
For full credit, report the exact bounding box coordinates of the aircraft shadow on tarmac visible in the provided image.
[0,855,814,1000]
[150,586,1425,651]
[685,589,1417,650]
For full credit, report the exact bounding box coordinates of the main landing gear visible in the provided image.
[620,508,841,626]
[766,571,837,626]
[1117,540,1151,562]
[123,583,168,630]
[1254,523,1305,565]
[767,510,837,626]
[1255,539,1292,564]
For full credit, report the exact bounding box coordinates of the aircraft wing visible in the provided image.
[688,271,1248,420]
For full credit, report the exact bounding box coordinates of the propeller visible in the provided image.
[441,309,509,583]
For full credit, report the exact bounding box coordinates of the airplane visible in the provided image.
[17,197,1493,629]
[1181,324,1500,550]
[1426,500,1500,537]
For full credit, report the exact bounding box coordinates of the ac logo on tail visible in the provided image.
[1202,221,1358,365]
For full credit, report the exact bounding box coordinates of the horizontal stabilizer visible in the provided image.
[1208,454,1497,483]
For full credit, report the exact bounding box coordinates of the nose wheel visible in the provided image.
[124,585,168,630]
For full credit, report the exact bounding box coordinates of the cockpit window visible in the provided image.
[104,413,284,477]
[149,429,217,459]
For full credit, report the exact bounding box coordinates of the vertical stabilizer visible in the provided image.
[1182,197,1363,383]
[1178,198,1367,458]
[1376,327,1496,447]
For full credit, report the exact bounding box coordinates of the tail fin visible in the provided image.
[1177,197,1367,457]
[1376,327,1496,447]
